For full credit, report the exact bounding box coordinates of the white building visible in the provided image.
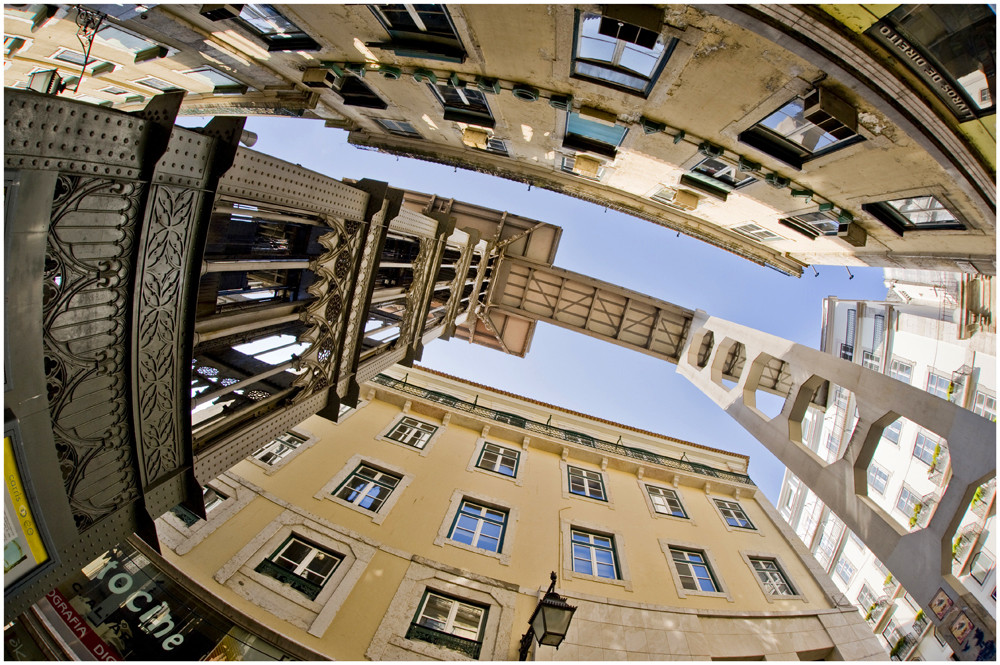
[777,270,996,660]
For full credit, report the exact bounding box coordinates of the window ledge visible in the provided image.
[436,536,510,566]
[567,569,633,591]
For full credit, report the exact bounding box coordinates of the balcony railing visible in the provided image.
[952,523,984,564]
[890,632,919,661]
[405,623,482,658]
[254,559,324,600]
[865,597,890,626]
[915,494,938,528]
[373,374,756,486]
[971,478,996,518]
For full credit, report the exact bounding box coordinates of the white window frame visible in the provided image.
[973,390,996,421]
[377,414,444,455]
[739,551,806,602]
[50,46,118,74]
[134,74,182,92]
[639,481,689,521]
[559,154,604,181]
[561,518,632,590]
[834,555,856,584]
[364,561,515,661]
[889,358,913,385]
[216,511,375,637]
[660,538,732,601]
[710,497,759,532]
[467,437,522,482]
[912,430,937,465]
[248,428,319,475]
[157,474,254,555]
[925,370,951,399]
[316,454,413,524]
[560,460,613,507]
[411,591,487,649]
[732,222,784,242]
[867,463,890,495]
[434,489,518,565]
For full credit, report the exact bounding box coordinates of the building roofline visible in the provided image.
[409,364,750,463]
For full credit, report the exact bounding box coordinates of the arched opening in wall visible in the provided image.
[858,413,951,533]
[686,329,714,369]
[786,375,859,465]
[742,352,792,421]
[710,337,744,391]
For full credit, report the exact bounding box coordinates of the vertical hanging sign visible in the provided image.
[4,434,49,587]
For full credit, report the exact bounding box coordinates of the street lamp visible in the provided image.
[518,572,577,660]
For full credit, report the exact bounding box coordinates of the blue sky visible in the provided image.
[218,115,889,504]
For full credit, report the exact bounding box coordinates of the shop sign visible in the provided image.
[56,545,225,661]
[4,434,49,588]
[867,20,976,122]
[44,589,122,661]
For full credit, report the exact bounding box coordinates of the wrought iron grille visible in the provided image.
[372,375,755,486]
[255,558,324,600]
[405,622,482,658]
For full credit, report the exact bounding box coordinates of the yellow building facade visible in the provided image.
[146,366,885,660]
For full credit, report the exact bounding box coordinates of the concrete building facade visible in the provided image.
[3,4,995,276]
[777,274,997,659]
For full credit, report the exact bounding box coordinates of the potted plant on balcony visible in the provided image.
[909,503,923,528]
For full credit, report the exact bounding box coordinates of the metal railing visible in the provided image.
[254,559,323,600]
[373,374,755,486]
[405,623,482,658]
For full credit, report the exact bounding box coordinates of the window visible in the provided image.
[407,592,486,658]
[567,465,606,501]
[478,137,508,156]
[733,223,784,242]
[646,485,687,518]
[370,4,466,63]
[251,431,304,464]
[449,501,507,553]
[332,75,387,109]
[95,24,166,61]
[896,486,919,515]
[889,359,913,384]
[912,431,937,465]
[973,392,996,420]
[563,111,627,159]
[882,619,901,646]
[778,210,842,239]
[926,371,951,399]
[476,442,519,477]
[715,499,755,529]
[255,535,341,600]
[560,155,603,180]
[834,555,855,584]
[375,118,421,139]
[970,551,995,585]
[681,158,756,201]
[862,351,880,371]
[867,464,889,494]
[236,4,319,51]
[749,557,796,596]
[571,529,619,579]
[386,416,437,449]
[252,431,307,465]
[184,66,248,94]
[334,464,400,512]
[5,35,26,56]
[863,195,964,235]
[52,48,115,74]
[571,11,675,96]
[134,75,183,92]
[857,584,877,611]
[670,548,719,592]
[877,5,995,120]
[739,95,862,168]
[170,486,226,528]
[101,86,129,96]
[430,82,493,128]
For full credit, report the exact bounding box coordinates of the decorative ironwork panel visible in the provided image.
[337,201,391,396]
[405,623,482,658]
[254,559,323,600]
[43,174,144,531]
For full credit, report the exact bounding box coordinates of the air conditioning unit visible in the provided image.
[302,68,338,89]
[461,127,490,150]
[572,155,603,178]
[803,88,858,139]
[659,187,699,211]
